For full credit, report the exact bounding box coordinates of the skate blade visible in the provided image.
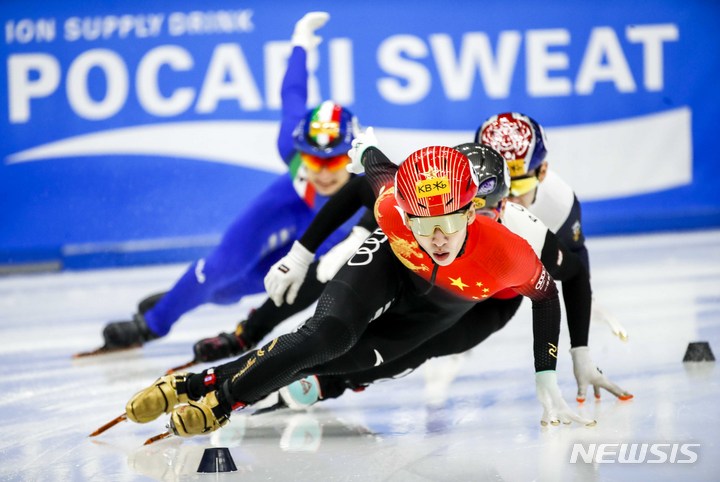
[143,431,172,445]
[251,400,288,416]
[89,413,127,436]
[165,359,198,375]
[72,344,142,358]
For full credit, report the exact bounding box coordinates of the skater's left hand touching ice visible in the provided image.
[570,346,633,402]
[535,371,597,426]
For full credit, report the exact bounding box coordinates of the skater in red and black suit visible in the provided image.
[125,141,596,436]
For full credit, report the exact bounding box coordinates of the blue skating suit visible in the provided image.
[144,46,363,337]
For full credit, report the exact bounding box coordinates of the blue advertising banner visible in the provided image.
[2,0,719,271]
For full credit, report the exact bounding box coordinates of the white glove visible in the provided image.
[570,346,633,402]
[347,127,379,174]
[291,12,330,50]
[264,241,315,307]
[591,296,628,341]
[316,226,371,282]
[535,371,596,427]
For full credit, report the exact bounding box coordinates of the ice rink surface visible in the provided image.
[0,229,719,481]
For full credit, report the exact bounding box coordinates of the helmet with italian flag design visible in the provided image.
[293,100,359,158]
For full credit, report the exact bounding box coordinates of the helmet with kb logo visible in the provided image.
[394,146,479,217]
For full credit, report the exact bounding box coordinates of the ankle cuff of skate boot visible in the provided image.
[316,375,351,400]
[236,335,250,351]
[186,371,214,400]
[133,313,160,342]
[233,322,256,351]
[215,332,245,354]
[219,380,246,412]
[137,292,165,314]
[172,374,195,402]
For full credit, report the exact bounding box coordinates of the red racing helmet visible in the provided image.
[395,146,479,217]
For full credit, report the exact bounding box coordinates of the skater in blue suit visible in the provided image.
[100,12,368,350]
